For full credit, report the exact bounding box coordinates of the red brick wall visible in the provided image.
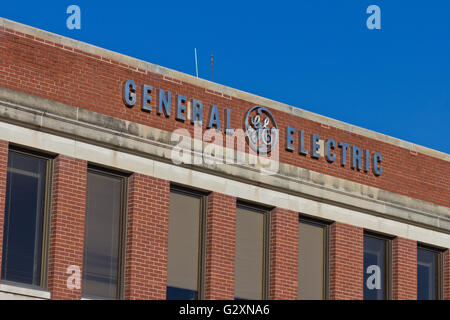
[392,237,417,300]
[0,140,8,277]
[0,27,449,207]
[444,250,450,300]
[269,208,298,299]
[124,174,170,300]
[47,155,87,299]
[204,192,236,299]
[329,222,364,300]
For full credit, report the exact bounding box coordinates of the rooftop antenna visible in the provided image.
[211,54,214,81]
[194,48,199,78]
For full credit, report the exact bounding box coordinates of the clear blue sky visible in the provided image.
[2,1,449,153]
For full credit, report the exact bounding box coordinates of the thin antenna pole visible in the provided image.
[211,54,214,81]
[194,48,199,78]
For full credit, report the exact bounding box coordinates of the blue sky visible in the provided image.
[2,1,449,153]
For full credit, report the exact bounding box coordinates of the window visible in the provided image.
[1,148,51,288]
[298,217,329,300]
[82,167,126,299]
[363,233,391,300]
[234,203,269,300]
[166,187,206,300]
[417,245,443,300]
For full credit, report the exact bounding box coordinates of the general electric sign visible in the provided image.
[122,80,383,176]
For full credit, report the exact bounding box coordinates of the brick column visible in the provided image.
[48,155,87,300]
[329,222,364,300]
[392,237,417,300]
[203,192,236,299]
[0,140,8,277]
[124,174,170,300]
[444,250,450,300]
[269,208,298,300]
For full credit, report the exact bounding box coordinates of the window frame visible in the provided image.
[363,231,393,300]
[235,201,271,300]
[298,215,330,300]
[1,145,53,290]
[168,184,208,300]
[417,243,444,300]
[82,165,128,300]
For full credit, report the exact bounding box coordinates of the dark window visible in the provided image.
[417,246,442,300]
[166,188,205,300]
[82,168,126,299]
[1,149,50,287]
[298,218,328,299]
[363,233,391,300]
[234,204,269,300]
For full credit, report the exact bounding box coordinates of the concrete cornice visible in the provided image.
[0,86,448,234]
[0,17,448,162]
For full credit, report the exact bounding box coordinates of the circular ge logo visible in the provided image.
[244,106,278,154]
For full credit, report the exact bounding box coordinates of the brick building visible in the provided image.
[0,17,448,300]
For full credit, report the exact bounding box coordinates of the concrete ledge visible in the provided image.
[0,283,51,300]
[0,17,448,162]
[0,86,448,234]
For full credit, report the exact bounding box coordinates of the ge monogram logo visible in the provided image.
[244,106,278,154]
